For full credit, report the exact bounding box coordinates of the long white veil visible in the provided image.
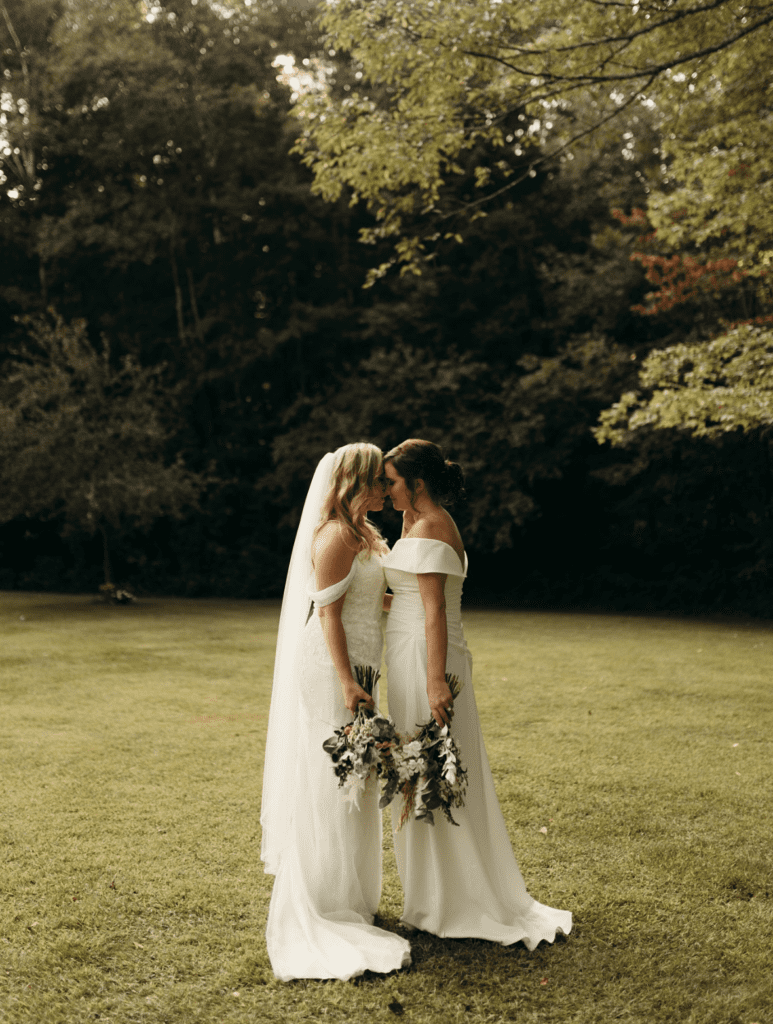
[260,450,340,875]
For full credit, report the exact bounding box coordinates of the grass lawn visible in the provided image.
[1,591,771,1024]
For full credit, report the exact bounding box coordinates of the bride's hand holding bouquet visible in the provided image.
[393,673,468,829]
[322,665,400,809]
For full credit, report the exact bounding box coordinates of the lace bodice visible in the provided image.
[304,550,386,672]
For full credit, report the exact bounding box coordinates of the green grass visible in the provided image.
[1,592,771,1024]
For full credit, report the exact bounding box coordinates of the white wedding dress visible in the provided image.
[264,550,411,981]
[383,538,572,948]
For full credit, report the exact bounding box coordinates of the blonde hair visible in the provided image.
[315,443,385,556]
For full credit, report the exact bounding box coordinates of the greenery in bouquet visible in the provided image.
[322,665,400,810]
[394,674,468,829]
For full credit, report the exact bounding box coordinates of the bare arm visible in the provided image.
[314,524,375,715]
[417,572,453,727]
[405,508,464,727]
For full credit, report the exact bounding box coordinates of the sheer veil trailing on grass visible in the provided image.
[260,451,337,875]
[259,449,411,981]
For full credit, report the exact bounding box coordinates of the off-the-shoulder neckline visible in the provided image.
[392,536,466,570]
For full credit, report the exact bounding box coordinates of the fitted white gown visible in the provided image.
[383,538,572,948]
[265,551,411,981]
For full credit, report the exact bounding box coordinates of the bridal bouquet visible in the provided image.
[322,665,400,810]
[393,674,468,829]
[323,669,468,827]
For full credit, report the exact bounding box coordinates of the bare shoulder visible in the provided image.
[407,510,465,563]
[312,521,357,589]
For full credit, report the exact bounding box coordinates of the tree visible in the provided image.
[270,334,634,551]
[590,6,773,440]
[0,0,408,594]
[0,0,364,569]
[0,314,204,586]
[5,0,765,606]
[595,324,773,442]
[1,0,296,322]
[293,0,773,281]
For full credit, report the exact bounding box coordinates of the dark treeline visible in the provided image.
[1,0,771,614]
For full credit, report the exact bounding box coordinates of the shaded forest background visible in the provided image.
[1,0,771,614]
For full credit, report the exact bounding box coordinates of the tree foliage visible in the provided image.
[644,34,773,286]
[595,9,773,439]
[292,0,773,444]
[0,314,203,583]
[0,0,771,610]
[294,0,773,281]
[272,335,635,550]
[595,324,773,441]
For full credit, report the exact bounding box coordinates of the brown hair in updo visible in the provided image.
[384,439,465,507]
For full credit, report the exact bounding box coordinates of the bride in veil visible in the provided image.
[261,443,411,982]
